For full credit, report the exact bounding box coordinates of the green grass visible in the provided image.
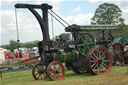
[1,66,128,85]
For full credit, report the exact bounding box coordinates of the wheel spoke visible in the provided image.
[101,62,106,67]
[54,64,56,69]
[40,74,43,78]
[53,73,56,79]
[90,60,97,63]
[92,53,98,59]
[97,65,100,74]
[98,50,101,58]
[94,64,98,69]
[42,73,46,78]
[82,47,86,54]
[91,56,96,60]
[32,63,47,80]
[100,64,106,70]
[103,60,109,63]
[34,69,39,72]
[100,51,105,59]
[99,64,102,72]
[36,65,41,70]
[96,50,100,58]
[91,62,97,68]
[81,36,85,40]
[35,72,39,76]
[37,74,41,79]
[115,47,119,52]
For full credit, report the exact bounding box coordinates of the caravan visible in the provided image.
[0,48,7,64]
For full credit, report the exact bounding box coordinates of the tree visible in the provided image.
[91,3,123,25]
[1,40,39,51]
[9,40,18,51]
[118,18,126,29]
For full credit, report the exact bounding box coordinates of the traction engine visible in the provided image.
[15,3,112,81]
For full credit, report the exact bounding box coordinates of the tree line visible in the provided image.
[1,40,39,52]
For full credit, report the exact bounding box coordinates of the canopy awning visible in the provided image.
[65,24,118,32]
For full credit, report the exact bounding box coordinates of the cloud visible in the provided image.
[0,10,18,45]
[121,9,128,24]
[0,9,42,45]
[65,13,93,25]
[0,0,64,45]
[116,0,128,9]
[115,0,128,24]
[48,0,63,11]
[48,0,64,4]
[0,0,30,4]
[35,0,44,4]
[69,6,81,13]
[89,0,111,3]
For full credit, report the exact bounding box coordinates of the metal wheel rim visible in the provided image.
[47,61,65,81]
[89,47,112,75]
[112,42,125,64]
[32,63,48,80]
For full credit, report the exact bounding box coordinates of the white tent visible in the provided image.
[0,47,7,64]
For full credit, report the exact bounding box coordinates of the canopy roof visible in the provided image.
[65,24,118,32]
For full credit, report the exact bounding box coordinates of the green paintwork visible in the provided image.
[54,41,95,62]
[78,41,95,55]
[54,49,78,62]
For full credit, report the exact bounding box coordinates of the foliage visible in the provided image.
[9,40,18,52]
[20,40,39,48]
[1,40,39,51]
[91,3,123,25]
[90,3,128,39]
[113,25,128,38]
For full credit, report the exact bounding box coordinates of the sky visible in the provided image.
[0,0,128,45]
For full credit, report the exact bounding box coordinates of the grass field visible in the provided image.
[1,66,128,85]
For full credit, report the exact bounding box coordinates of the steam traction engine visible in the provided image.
[15,3,112,81]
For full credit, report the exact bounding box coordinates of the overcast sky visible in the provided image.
[0,0,128,45]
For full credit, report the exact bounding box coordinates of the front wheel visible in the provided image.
[32,62,48,80]
[47,61,65,81]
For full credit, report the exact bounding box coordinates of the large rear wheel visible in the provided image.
[86,47,112,75]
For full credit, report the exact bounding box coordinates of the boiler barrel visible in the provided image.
[53,50,79,62]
